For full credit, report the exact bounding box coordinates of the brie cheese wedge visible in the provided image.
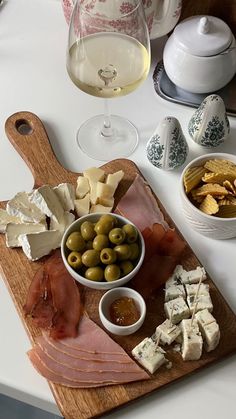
[53,183,75,211]
[6,221,47,247]
[30,185,64,223]
[50,211,75,236]
[0,209,22,233]
[7,192,45,223]
[19,230,61,261]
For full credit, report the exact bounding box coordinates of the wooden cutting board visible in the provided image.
[1,111,236,419]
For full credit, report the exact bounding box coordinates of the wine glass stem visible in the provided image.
[101,99,113,138]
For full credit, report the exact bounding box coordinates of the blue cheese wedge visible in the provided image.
[181,319,203,361]
[187,294,213,314]
[164,296,190,324]
[6,222,47,247]
[165,284,186,302]
[53,183,75,211]
[180,266,207,284]
[29,185,64,223]
[165,265,185,288]
[6,192,45,223]
[185,283,210,297]
[19,230,61,261]
[195,309,220,352]
[155,319,181,345]
[132,337,167,374]
[0,209,22,233]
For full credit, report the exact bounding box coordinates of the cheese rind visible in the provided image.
[165,284,186,302]
[164,297,190,324]
[74,195,90,217]
[53,183,75,211]
[195,309,220,352]
[19,230,61,261]
[6,192,45,223]
[6,222,47,247]
[30,186,64,223]
[50,211,75,236]
[155,319,181,345]
[0,209,22,233]
[76,176,90,199]
[181,319,203,361]
[132,337,166,374]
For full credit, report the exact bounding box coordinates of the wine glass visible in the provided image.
[66,0,150,161]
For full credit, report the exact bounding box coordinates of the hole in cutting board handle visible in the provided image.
[15,119,33,135]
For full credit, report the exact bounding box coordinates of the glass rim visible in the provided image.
[79,0,143,20]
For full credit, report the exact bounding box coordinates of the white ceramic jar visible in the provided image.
[163,15,236,94]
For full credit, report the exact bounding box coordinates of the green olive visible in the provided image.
[129,243,140,260]
[104,264,121,282]
[67,251,83,270]
[93,234,109,251]
[81,249,100,267]
[108,228,125,245]
[114,244,131,261]
[80,221,96,241]
[66,231,85,252]
[85,267,104,282]
[120,260,134,276]
[99,214,117,226]
[100,248,117,264]
[94,216,115,235]
[122,224,138,244]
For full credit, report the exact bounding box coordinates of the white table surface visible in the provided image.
[0,1,236,418]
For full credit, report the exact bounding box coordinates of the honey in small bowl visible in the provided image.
[109,297,140,326]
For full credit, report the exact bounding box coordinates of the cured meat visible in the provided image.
[158,228,186,257]
[28,315,150,388]
[142,223,166,261]
[24,251,81,339]
[116,174,169,231]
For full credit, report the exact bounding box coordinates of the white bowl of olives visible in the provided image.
[61,213,145,290]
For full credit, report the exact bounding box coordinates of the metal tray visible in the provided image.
[153,61,236,117]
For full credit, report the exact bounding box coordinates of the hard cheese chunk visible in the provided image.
[195,309,220,352]
[165,284,186,302]
[83,167,105,184]
[106,170,124,195]
[132,337,166,374]
[76,176,90,199]
[90,204,112,213]
[0,209,22,233]
[6,222,47,247]
[180,266,207,284]
[164,297,190,324]
[30,186,64,223]
[155,319,181,345]
[19,230,61,261]
[53,183,75,211]
[74,195,90,217]
[181,319,203,361]
[6,192,45,223]
[187,294,213,314]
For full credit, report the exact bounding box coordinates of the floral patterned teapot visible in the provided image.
[62,0,182,39]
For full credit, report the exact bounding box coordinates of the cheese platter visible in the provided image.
[1,111,236,419]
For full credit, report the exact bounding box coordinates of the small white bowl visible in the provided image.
[180,153,236,239]
[99,287,146,336]
[61,213,145,290]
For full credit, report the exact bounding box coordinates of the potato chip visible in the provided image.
[202,172,236,185]
[192,183,228,197]
[216,205,236,218]
[184,166,207,193]
[218,199,232,206]
[204,159,236,176]
[199,194,219,215]
[223,180,236,194]
[191,189,205,203]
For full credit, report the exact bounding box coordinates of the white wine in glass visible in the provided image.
[67,0,150,161]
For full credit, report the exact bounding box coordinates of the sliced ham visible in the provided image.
[24,250,81,339]
[116,174,169,231]
[28,315,149,388]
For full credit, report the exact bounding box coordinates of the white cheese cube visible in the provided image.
[6,222,47,247]
[19,230,61,261]
[187,294,213,314]
[98,196,114,208]
[132,337,166,374]
[185,283,210,297]
[76,176,90,199]
[7,192,45,224]
[0,209,22,233]
[195,309,220,352]
[165,284,186,302]
[155,319,181,345]
[30,186,64,223]
[164,297,190,325]
[53,183,75,211]
[106,170,124,194]
[166,265,185,288]
[83,167,105,184]
[90,204,112,213]
[180,266,207,284]
[50,211,75,237]
[181,319,203,361]
[74,195,90,217]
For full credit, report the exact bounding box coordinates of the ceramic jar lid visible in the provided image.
[173,15,233,56]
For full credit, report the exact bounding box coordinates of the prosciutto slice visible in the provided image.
[24,251,81,339]
[28,315,149,388]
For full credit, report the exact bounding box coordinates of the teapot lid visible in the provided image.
[173,15,233,56]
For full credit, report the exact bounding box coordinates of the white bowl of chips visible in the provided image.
[180,153,236,239]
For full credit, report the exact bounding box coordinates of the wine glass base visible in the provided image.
[76,114,139,161]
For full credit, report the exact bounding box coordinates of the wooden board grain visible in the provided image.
[1,112,236,419]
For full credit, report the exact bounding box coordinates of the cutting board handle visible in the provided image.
[5,111,74,187]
